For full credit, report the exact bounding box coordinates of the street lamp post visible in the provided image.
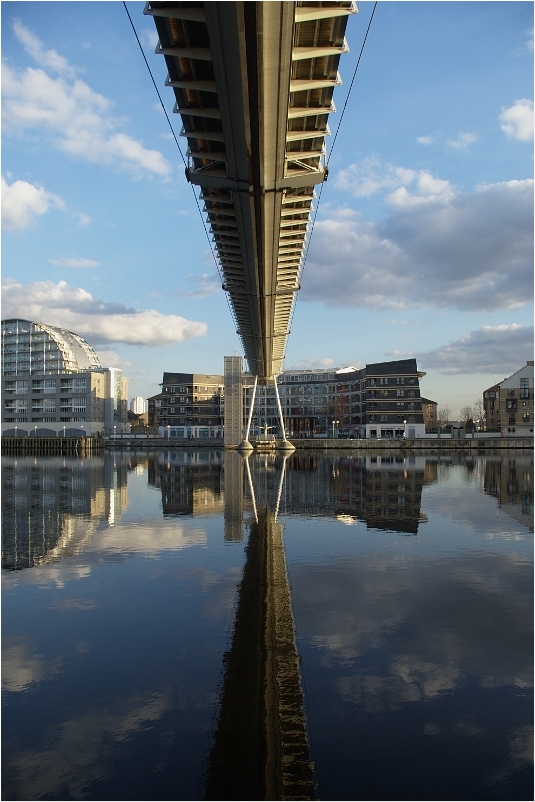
[403,419,408,439]
[34,425,37,438]
[62,426,66,438]
[167,425,171,440]
[332,420,339,439]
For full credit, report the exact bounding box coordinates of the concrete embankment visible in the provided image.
[288,437,532,451]
[4,434,529,456]
[97,436,532,450]
[2,436,104,455]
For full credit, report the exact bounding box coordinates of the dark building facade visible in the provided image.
[157,373,224,439]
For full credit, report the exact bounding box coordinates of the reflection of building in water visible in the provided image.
[484,455,533,531]
[274,453,432,535]
[148,450,225,517]
[223,451,244,542]
[208,457,314,800]
[1,454,130,570]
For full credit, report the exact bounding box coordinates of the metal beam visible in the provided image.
[148,0,351,379]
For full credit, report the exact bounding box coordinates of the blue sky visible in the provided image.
[2,1,533,412]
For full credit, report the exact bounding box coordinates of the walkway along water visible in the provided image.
[1,436,103,456]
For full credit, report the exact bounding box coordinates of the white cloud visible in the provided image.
[13,18,76,78]
[386,170,453,207]
[94,350,133,369]
[140,29,159,50]
[76,213,92,227]
[48,257,99,269]
[1,176,65,229]
[416,324,534,375]
[446,131,479,150]
[417,135,434,145]
[302,178,533,312]
[335,157,416,197]
[336,159,453,208]
[2,22,171,179]
[288,357,337,369]
[499,99,534,142]
[1,278,208,346]
[387,349,414,358]
[173,272,221,298]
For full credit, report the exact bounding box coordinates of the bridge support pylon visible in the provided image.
[274,375,295,452]
[237,375,257,452]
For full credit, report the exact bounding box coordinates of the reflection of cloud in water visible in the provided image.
[199,566,242,621]
[88,522,207,555]
[2,564,91,590]
[48,598,98,611]
[423,475,532,538]
[6,692,171,801]
[2,638,63,692]
[337,663,461,713]
[2,523,207,589]
[498,725,533,778]
[295,551,533,698]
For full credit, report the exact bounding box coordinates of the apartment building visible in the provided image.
[421,398,438,432]
[2,318,100,375]
[130,396,147,414]
[241,358,427,439]
[157,358,428,441]
[2,317,128,436]
[157,373,224,439]
[147,393,163,429]
[2,368,128,436]
[483,361,534,435]
[482,382,501,431]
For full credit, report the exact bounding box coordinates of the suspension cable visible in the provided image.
[122,2,240,332]
[327,1,378,166]
[295,1,378,307]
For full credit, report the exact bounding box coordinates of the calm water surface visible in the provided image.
[2,450,533,800]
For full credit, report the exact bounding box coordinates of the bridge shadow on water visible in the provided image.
[205,453,315,801]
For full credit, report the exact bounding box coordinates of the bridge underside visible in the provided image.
[146,1,355,378]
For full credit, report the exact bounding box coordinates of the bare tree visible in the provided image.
[437,405,452,430]
[472,397,483,425]
[459,405,474,423]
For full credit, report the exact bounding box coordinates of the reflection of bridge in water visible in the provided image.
[4,452,531,573]
[150,450,432,535]
[205,455,315,800]
[2,450,532,798]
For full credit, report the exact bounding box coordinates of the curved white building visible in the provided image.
[1,318,101,375]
